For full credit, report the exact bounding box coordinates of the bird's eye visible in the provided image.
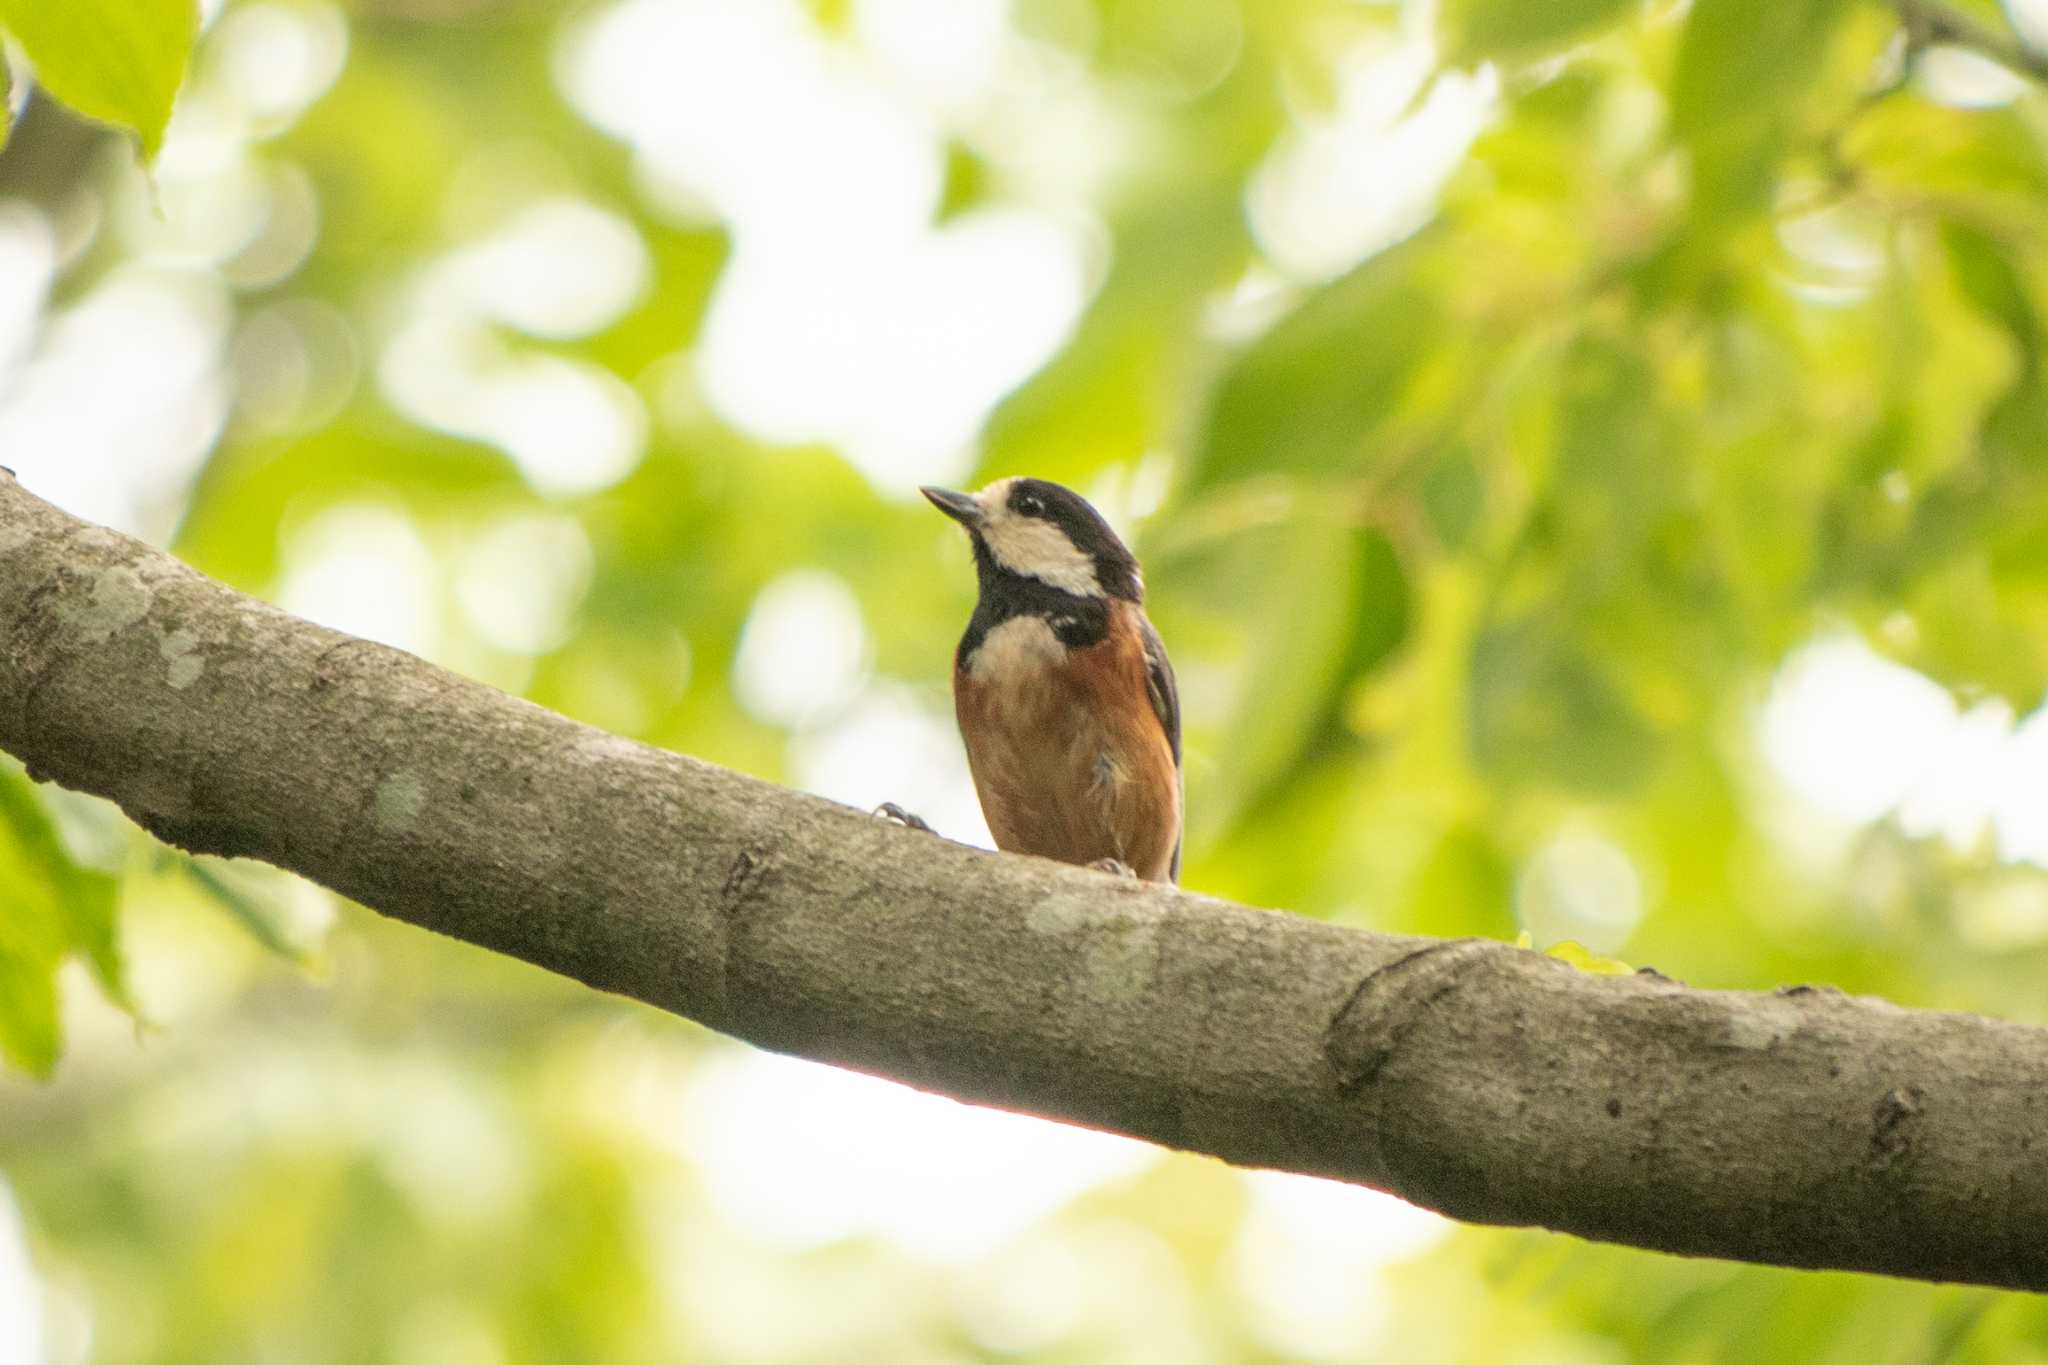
[1015,494,1044,517]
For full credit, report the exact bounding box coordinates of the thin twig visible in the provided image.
[1895,0,2048,85]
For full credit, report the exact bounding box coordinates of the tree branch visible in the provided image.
[1895,0,2048,86]
[3,471,2047,1289]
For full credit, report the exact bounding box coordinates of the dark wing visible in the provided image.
[1137,613,1181,767]
[1137,612,1183,881]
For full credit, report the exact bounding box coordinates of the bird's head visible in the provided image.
[920,477,1142,603]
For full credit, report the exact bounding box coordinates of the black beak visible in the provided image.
[920,485,985,529]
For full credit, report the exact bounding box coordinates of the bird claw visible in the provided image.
[874,802,937,835]
[1089,857,1137,879]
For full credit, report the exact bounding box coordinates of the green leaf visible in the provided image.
[1220,520,1358,810]
[0,770,125,1002]
[1672,0,1850,135]
[1546,940,1635,975]
[1943,220,2040,371]
[1407,824,1515,938]
[1422,452,1486,551]
[0,0,198,159]
[1550,336,1674,548]
[937,141,994,222]
[1468,615,1660,795]
[1846,101,2048,217]
[0,946,57,1077]
[1190,238,1444,491]
[0,766,130,1074]
[1516,931,1635,975]
[1165,517,1359,838]
[1340,528,1411,683]
[1441,0,1640,65]
[0,792,77,1077]
[1671,0,1851,217]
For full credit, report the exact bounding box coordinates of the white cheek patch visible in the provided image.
[976,486,1102,597]
[965,615,1064,682]
[982,519,1100,596]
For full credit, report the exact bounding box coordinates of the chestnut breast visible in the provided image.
[953,601,1180,881]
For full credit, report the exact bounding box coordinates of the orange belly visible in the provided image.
[953,613,1180,882]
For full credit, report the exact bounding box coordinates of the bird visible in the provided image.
[881,477,1182,883]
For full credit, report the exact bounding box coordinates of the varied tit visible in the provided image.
[884,477,1182,882]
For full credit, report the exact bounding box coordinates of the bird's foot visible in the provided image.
[1089,857,1137,879]
[874,802,937,835]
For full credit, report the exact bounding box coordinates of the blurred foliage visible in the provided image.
[0,766,124,1077]
[5,0,2048,1358]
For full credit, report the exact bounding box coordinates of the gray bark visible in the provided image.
[3,470,2046,1289]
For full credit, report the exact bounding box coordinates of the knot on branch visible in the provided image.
[1322,938,1496,1091]
[1871,1085,1927,1170]
[722,846,768,908]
